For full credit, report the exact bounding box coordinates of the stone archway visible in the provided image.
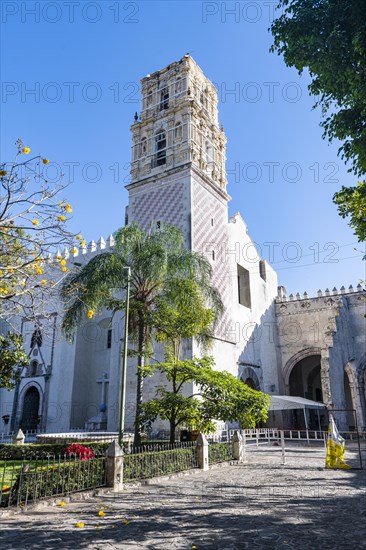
[240,367,261,390]
[287,353,323,429]
[20,386,40,432]
[283,347,323,390]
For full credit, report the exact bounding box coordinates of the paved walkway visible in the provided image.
[1,446,365,549]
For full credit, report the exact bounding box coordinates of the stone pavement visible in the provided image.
[0,445,365,550]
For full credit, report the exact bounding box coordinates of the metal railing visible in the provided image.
[123,442,198,482]
[0,452,106,508]
[208,442,234,464]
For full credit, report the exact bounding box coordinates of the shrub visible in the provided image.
[123,446,197,482]
[64,444,94,461]
[0,442,111,460]
[208,442,233,464]
[9,457,106,505]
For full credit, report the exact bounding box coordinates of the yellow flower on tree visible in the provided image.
[62,266,67,272]
[32,219,39,226]
[64,204,73,213]
[42,158,50,164]
[80,240,86,247]
[71,248,77,254]
[0,170,7,177]
[36,268,43,275]
[60,259,66,266]
[76,234,83,240]
[57,215,66,222]
[87,309,95,319]
[41,279,47,285]
[22,147,31,154]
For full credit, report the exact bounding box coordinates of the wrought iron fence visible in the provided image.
[208,442,234,464]
[123,442,198,482]
[0,452,106,508]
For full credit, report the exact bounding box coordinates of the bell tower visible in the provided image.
[126,55,233,340]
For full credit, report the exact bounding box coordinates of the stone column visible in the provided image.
[356,378,366,431]
[196,433,209,471]
[232,431,244,462]
[106,440,124,491]
[320,349,333,409]
[12,429,25,445]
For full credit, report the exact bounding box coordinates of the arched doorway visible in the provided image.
[288,354,324,429]
[20,387,40,432]
[243,377,256,389]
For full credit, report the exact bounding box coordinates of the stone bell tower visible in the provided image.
[126,55,233,341]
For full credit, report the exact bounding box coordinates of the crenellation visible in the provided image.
[97,236,106,251]
[276,284,363,303]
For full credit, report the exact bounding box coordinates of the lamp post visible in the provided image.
[118,266,131,448]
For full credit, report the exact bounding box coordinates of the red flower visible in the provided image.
[65,443,95,461]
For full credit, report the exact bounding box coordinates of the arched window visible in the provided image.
[139,137,147,157]
[206,139,214,164]
[175,121,182,140]
[175,77,182,93]
[200,88,208,109]
[155,130,166,166]
[28,360,39,377]
[146,89,153,106]
[160,87,169,111]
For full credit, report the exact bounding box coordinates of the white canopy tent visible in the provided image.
[268,395,327,431]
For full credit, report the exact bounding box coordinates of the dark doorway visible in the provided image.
[288,355,323,429]
[20,387,40,432]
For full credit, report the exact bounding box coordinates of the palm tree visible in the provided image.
[61,223,223,445]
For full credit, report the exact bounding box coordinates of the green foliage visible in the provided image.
[0,333,28,389]
[0,442,111,460]
[141,357,270,440]
[61,222,223,445]
[333,181,366,243]
[123,446,197,482]
[271,0,366,177]
[208,442,234,464]
[9,458,105,505]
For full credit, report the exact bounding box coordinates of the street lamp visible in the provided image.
[118,266,131,448]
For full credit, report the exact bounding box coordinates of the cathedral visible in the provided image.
[1,56,365,437]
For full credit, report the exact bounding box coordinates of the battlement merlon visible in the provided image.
[276,284,365,303]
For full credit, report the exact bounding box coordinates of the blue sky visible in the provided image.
[1,0,365,296]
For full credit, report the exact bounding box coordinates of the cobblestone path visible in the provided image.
[1,446,365,549]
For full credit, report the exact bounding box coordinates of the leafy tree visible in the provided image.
[333,181,366,243]
[271,0,366,176]
[141,284,269,443]
[0,139,81,326]
[61,223,223,445]
[141,357,270,443]
[0,333,29,389]
[271,1,366,241]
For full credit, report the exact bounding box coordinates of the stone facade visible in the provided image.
[0,56,365,435]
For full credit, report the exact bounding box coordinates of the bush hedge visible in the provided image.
[9,457,106,505]
[123,446,198,482]
[208,442,233,464]
[0,442,111,460]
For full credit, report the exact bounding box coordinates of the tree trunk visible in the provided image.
[169,418,176,445]
[134,319,145,447]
